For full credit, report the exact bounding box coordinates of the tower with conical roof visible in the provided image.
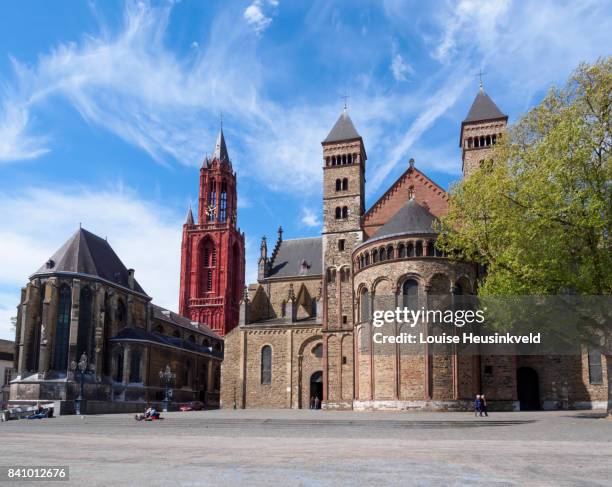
[179,128,245,336]
[460,84,508,178]
[320,107,366,406]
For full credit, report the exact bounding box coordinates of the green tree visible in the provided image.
[437,58,612,414]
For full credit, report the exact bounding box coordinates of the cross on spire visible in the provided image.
[341,91,349,110]
[477,69,485,89]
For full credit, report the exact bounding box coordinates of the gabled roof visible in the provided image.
[323,109,361,143]
[109,327,222,359]
[212,128,229,162]
[267,237,322,279]
[32,228,147,295]
[369,199,437,242]
[151,304,220,340]
[463,88,507,123]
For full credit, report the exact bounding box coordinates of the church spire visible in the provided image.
[463,87,506,124]
[212,128,229,163]
[185,205,194,225]
[323,108,361,144]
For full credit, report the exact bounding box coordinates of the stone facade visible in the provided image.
[221,89,609,411]
[10,229,223,414]
[0,339,14,409]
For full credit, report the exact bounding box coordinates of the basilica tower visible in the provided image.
[179,129,245,336]
[460,84,508,178]
[321,108,366,407]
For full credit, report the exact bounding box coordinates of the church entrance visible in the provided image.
[517,367,540,410]
[309,371,323,408]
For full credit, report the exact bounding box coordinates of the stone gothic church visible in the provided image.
[7,132,246,414]
[221,87,609,411]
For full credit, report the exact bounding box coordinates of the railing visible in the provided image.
[189,297,225,306]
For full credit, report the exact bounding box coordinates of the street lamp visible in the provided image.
[71,352,94,415]
[159,365,175,412]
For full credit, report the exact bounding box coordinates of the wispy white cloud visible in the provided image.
[433,0,510,63]
[0,184,183,339]
[244,0,278,34]
[368,71,470,192]
[0,102,49,162]
[2,0,609,201]
[391,53,414,81]
[300,207,321,228]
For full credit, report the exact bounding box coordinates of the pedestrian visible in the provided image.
[309,396,314,409]
[481,394,488,417]
[314,396,321,410]
[474,394,482,417]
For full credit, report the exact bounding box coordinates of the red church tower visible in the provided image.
[179,128,245,336]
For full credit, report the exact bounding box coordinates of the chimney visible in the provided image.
[128,269,135,290]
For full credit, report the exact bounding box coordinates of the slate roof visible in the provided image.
[323,109,361,143]
[212,128,229,162]
[151,304,220,340]
[368,199,438,243]
[268,237,322,279]
[463,88,507,123]
[32,228,147,295]
[109,327,222,359]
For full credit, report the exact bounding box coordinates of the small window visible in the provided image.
[588,348,603,384]
[484,365,493,375]
[312,343,323,358]
[342,206,348,219]
[338,239,345,251]
[342,356,347,365]
[335,179,341,191]
[261,346,272,384]
[114,351,124,383]
[342,315,348,324]
[342,178,348,191]
[335,207,342,219]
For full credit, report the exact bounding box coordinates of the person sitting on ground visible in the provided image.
[26,403,48,420]
[474,395,482,417]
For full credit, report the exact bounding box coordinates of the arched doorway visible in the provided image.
[517,367,540,410]
[310,371,323,408]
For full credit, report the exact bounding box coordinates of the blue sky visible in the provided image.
[0,0,610,339]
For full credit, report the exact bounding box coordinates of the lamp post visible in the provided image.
[71,352,94,415]
[159,365,175,412]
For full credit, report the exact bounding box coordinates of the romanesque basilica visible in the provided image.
[9,86,608,413]
[220,87,609,411]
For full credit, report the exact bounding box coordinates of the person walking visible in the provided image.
[481,394,489,417]
[474,395,482,417]
[314,396,321,410]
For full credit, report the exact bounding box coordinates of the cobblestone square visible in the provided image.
[2,409,611,486]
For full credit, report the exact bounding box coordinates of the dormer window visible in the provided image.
[299,259,310,275]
